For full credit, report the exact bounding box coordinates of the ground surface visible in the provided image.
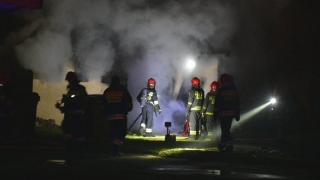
[0,127,319,180]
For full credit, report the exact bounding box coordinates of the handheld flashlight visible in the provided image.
[270,97,276,104]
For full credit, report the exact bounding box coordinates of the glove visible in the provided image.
[55,102,61,109]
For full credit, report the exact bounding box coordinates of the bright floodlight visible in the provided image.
[186,59,196,69]
[270,98,276,104]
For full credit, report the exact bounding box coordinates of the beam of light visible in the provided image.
[231,101,271,131]
[239,102,271,123]
[172,73,183,100]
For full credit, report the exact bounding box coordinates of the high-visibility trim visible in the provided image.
[191,106,201,111]
[113,138,123,146]
[219,111,235,116]
[154,101,159,105]
[205,112,214,115]
[190,130,197,136]
[146,101,154,105]
[107,97,121,103]
[146,128,152,133]
[140,123,146,128]
[107,114,127,120]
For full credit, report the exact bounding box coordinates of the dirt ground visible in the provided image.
[1,126,320,180]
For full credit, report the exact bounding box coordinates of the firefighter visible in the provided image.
[0,72,14,140]
[185,77,204,140]
[137,78,161,137]
[202,81,219,141]
[214,73,240,153]
[55,71,89,166]
[102,75,133,156]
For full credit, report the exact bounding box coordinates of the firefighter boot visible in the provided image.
[225,140,234,153]
[218,140,226,153]
[138,123,146,136]
[194,132,200,140]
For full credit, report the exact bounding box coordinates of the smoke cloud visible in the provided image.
[5,0,290,132]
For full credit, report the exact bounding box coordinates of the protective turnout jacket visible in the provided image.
[137,88,160,113]
[214,84,240,118]
[103,84,133,120]
[202,90,217,116]
[61,83,89,115]
[186,86,204,114]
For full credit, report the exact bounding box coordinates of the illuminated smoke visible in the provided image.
[6,0,289,133]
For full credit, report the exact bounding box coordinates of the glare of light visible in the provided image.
[186,58,196,69]
[270,97,276,104]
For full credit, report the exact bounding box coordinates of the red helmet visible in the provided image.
[148,78,156,87]
[191,77,200,87]
[65,71,78,82]
[210,81,218,91]
[220,73,230,86]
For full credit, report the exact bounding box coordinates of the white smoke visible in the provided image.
[9,0,242,132]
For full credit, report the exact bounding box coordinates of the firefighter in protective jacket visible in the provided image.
[55,71,89,165]
[214,73,240,152]
[137,78,161,137]
[102,75,133,156]
[185,77,204,140]
[202,81,219,140]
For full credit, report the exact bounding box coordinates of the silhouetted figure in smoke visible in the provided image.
[55,71,89,166]
[202,81,219,141]
[214,74,240,153]
[102,75,132,156]
[185,77,204,140]
[137,78,161,137]
[0,72,14,140]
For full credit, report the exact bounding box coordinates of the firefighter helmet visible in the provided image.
[148,78,156,88]
[210,81,218,91]
[191,77,200,87]
[65,71,78,82]
[219,73,230,86]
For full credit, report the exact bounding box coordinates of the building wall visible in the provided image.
[33,79,107,126]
